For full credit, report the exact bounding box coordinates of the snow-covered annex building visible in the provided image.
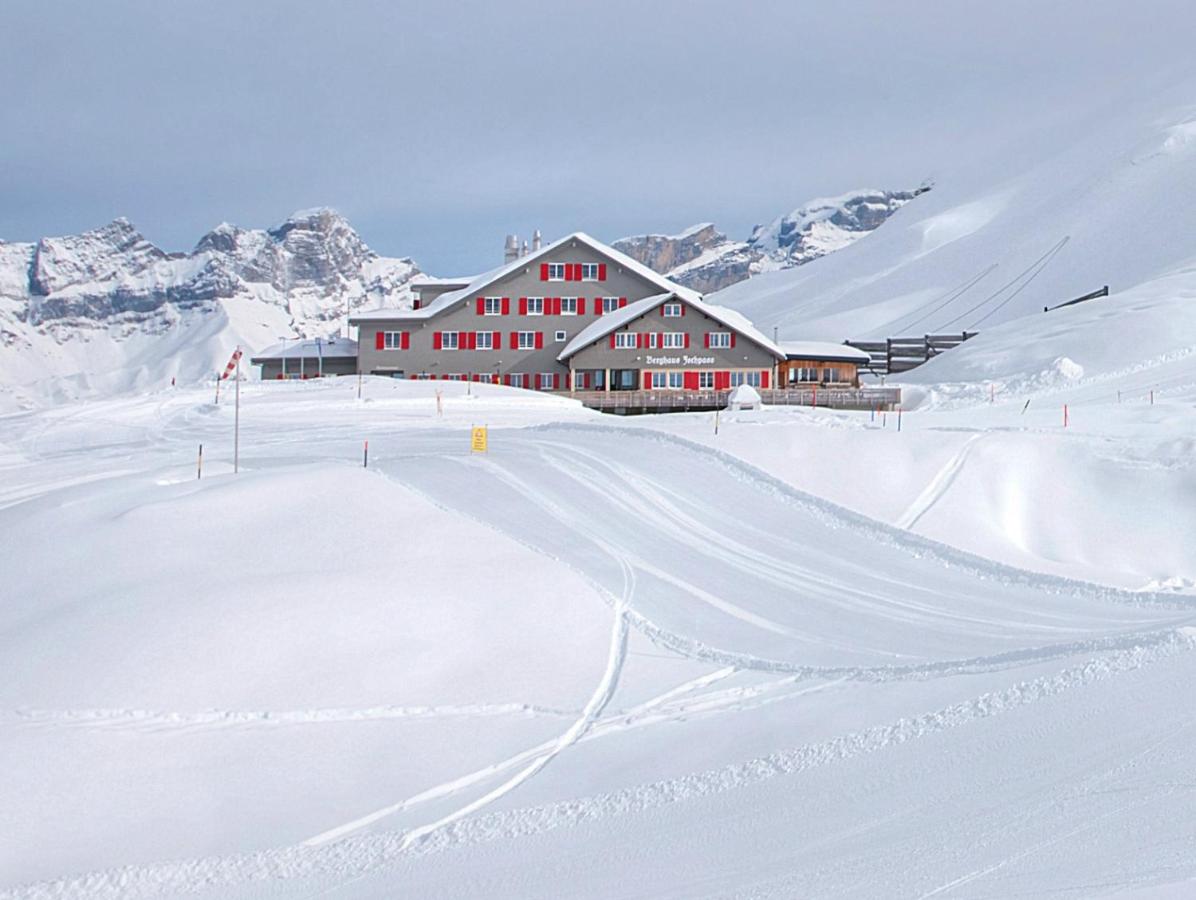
[256,232,877,402]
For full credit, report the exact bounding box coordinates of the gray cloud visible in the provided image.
[2,0,1193,273]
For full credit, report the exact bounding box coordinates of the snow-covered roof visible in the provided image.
[558,292,784,361]
[349,232,699,325]
[250,337,358,361]
[410,275,473,287]
[779,341,871,363]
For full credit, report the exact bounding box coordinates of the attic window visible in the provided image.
[580,263,600,281]
[546,263,567,281]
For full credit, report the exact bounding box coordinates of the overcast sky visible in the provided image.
[2,1,1193,273]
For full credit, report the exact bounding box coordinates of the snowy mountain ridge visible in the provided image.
[613,188,927,293]
[0,209,419,409]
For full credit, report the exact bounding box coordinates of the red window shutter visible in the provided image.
[595,302,603,316]
[375,331,385,350]
[409,373,418,380]
[476,297,485,315]
[540,263,549,280]
[609,334,616,348]
[578,297,586,315]
[643,371,652,390]
[761,370,770,389]
[509,331,517,349]
[553,373,560,390]
[468,331,477,350]
[684,371,699,390]
[502,297,510,315]
[503,374,511,385]
[730,334,737,348]
[535,331,544,349]
[680,304,686,316]
[492,330,500,347]
[569,263,579,281]
[583,372,591,389]
[619,297,628,308]
[684,334,691,349]
[519,297,528,316]
[704,334,710,349]
[598,263,607,281]
[716,371,730,390]
[401,332,410,350]
[433,331,442,350]
[555,297,563,315]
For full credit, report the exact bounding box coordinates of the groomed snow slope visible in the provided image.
[710,73,1196,342]
[2,380,1194,898]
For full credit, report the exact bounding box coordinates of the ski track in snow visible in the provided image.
[6,412,1196,898]
[8,629,1192,900]
[895,432,987,530]
[3,703,576,732]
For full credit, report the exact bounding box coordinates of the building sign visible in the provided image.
[645,355,717,367]
[471,426,488,453]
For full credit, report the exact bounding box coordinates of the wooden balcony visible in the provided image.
[570,386,901,414]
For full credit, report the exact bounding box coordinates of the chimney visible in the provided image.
[504,234,519,263]
[521,239,529,257]
[532,229,542,252]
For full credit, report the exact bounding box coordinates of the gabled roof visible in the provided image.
[558,292,784,362]
[349,231,699,324]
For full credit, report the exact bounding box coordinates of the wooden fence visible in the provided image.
[844,333,978,375]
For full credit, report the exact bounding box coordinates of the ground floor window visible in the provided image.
[445,373,464,381]
[698,371,714,389]
[651,371,667,389]
[509,373,525,388]
[538,372,556,390]
[731,371,762,387]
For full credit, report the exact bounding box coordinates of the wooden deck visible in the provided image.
[572,387,901,414]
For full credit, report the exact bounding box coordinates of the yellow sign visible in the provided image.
[471,426,488,453]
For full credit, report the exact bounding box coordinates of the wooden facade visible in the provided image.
[777,357,862,388]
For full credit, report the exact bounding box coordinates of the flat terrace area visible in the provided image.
[572,386,902,414]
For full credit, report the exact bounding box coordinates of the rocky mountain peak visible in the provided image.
[615,187,929,293]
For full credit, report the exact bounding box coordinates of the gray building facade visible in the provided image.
[349,232,783,391]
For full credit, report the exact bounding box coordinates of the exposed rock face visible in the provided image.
[6,208,419,332]
[614,187,929,293]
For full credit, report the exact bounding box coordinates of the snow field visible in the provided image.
[2,377,1195,897]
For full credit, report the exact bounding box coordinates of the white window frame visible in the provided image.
[746,371,762,387]
[539,372,556,390]
[383,331,404,349]
[546,263,566,281]
[509,373,525,388]
[668,371,683,389]
[614,332,638,349]
[517,331,536,350]
[526,297,544,316]
[730,372,745,387]
[663,302,682,318]
[560,297,578,315]
[446,373,464,381]
[554,330,567,343]
[483,297,503,315]
[708,332,731,349]
[476,331,494,350]
[442,331,459,350]
[651,372,667,389]
[647,332,658,349]
[698,371,714,389]
[580,262,600,281]
[602,297,620,313]
[663,332,685,349]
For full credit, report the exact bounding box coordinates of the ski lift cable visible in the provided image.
[935,236,1070,331]
[969,237,1071,329]
[896,263,1000,333]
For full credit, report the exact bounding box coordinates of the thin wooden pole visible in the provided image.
[234,348,240,474]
